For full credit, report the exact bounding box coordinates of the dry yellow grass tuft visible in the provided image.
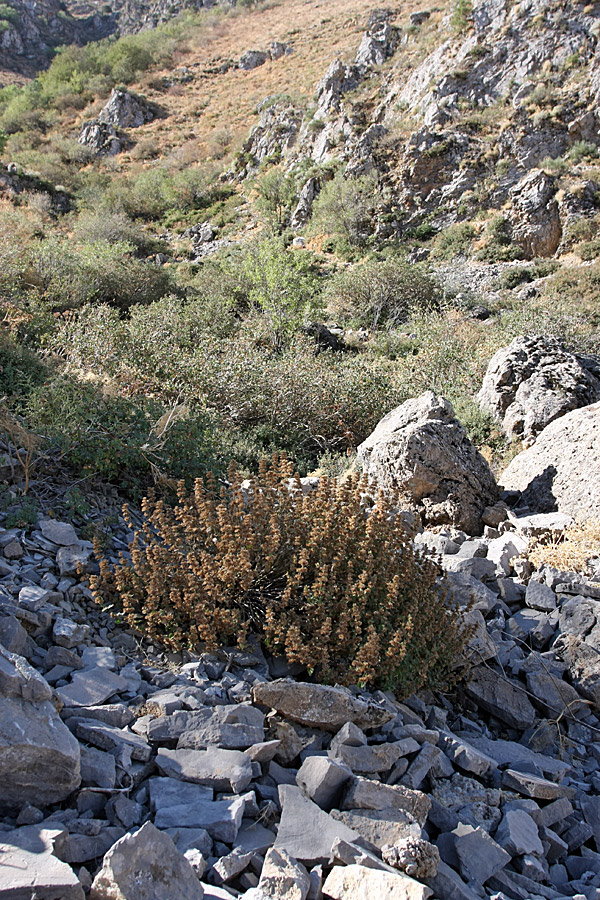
[529,518,600,576]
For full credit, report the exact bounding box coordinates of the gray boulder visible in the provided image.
[500,400,600,519]
[0,647,80,808]
[77,121,121,156]
[509,170,562,258]
[478,336,600,442]
[323,864,432,900]
[356,20,396,68]
[90,822,204,899]
[98,88,153,129]
[252,679,394,731]
[357,392,498,533]
[239,50,268,70]
[0,823,84,900]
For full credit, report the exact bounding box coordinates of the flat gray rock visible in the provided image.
[149,704,264,749]
[0,824,84,900]
[329,741,401,773]
[453,823,510,884]
[502,769,576,800]
[274,784,362,865]
[148,777,213,811]
[464,666,536,730]
[0,651,80,807]
[154,795,246,842]
[39,518,79,546]
[57,667,128,708]
[156,747,253,792]
[467,736,570,780]
[73,719,152,762]
[341,776,431,824]
[495,809,544,857]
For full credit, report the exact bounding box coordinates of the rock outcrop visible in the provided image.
[357,392,498,532]
[478,335,600,442]
[500,400,600,518]
[98,88,154,129]
[77,121,121,157]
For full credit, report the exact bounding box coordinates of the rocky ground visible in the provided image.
[1,347,600,899]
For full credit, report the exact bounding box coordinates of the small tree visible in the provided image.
[255,168,297,232]
[243,238,322,350]
[311,171,379,247]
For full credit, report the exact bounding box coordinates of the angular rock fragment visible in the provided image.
[296,756,352,810]
[0,648,80,807]
[502,769,575,800]
[341,776,431,823]
[465,666,536,730]
[257,847,310,899]
[274,785,361,865]
[323,863,432,900]
[382,837,440,879]
[252,679,394,731]
[0,824,84,900]
[156,747,253,792]
[90,822,204,899]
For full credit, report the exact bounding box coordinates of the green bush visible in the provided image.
[326,257,440,329]
[433,222,475,259]
[22,238,174,311]
[25,375,219,494]
[311,171,379,247]
[255,167,297,231]
[72,210,162,255]
[91,457,468,694]
[242,237,322,349]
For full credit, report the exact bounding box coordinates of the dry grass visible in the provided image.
[529,518,600,576]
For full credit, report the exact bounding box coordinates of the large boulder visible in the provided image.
[90,822,204,900]
[98,88,154,129]
[500,400,600,519]
[509,170,562,258]
[478,335,600,442]
[357,392,498,533]
[0,646,81,808]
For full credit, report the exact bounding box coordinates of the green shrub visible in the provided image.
[326,257,440,329]
[25,375,218,494]
[72,210,162,255]
[578,239,600,261]
[0,333,47,408]
[255,167,297,231]
[91,457,468,694]
[567,141,599,164]
[433,222,475,259]
[311,171,379,247]
[23,238,174,311]
[242,237,322,349]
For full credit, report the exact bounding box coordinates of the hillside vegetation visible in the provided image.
[0,0,598,503]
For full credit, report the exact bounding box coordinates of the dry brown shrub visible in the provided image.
[91,456,467,696]
[529,518,600,576]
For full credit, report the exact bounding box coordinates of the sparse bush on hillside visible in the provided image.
[311,171,379,247]
[91,456,468,693]
[529,517,600,576]
[255,168,297,231]
[326,257,440,329]
[72,210,162,255]
[433,222,475,259]
[242,237,322,350]
[21,238,174,311]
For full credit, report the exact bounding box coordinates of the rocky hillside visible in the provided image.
[0,0,113,82]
